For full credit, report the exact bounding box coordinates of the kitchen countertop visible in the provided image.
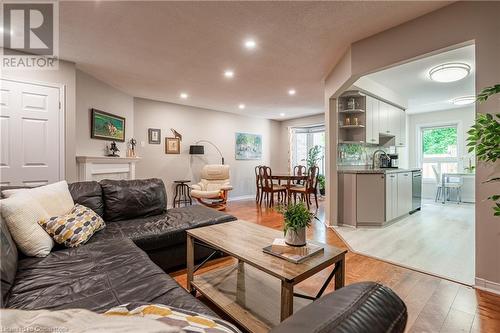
[337,166,422,174]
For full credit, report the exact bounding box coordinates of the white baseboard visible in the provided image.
[475,277,500,295]
[228,195,255,202]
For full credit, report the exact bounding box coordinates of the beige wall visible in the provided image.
[275,114,325,173]
[133,97,281,205]
[2,60,78,181]
[325,2,500,290]
[76,70,134,157]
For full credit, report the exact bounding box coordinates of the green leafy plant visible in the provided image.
[277,202,313,234]
[318,174,325,190]
[466,84,500,216]
[307,145,323,168]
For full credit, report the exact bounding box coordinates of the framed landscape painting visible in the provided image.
[91,109,126,142]
[235,132,262,160]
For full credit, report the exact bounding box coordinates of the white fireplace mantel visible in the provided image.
[76,156,141,181]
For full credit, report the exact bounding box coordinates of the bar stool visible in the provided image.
[173,180,192,207]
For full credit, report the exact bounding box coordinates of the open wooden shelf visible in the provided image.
[339,109,365,114]
[339,125,365,129]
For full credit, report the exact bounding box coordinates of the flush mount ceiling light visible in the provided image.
[224,70,234,78]
[280,113,285,117]
[238,104,245,109]
[180,92,188,99]
[452,96,476,105]
[244,39,256,50]
[429,63,471,82]
[288,89,296,96]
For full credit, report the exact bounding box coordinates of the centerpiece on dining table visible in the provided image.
[262,202,324,263]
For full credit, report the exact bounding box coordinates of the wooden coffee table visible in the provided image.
[186,220,347,333]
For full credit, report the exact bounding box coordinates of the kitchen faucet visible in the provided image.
[372,149,388,169]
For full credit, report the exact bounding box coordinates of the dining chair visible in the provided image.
[259,166,287,207]
[432,165,463,203]
[289,166,319,209]
[293,165,307,186]
[255,165,262,202]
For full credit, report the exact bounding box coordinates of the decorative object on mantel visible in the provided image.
[76,156,141,182]
[165,137,180,154]
[235,132,262,160]
[148,128,161,144]
[277,202,313,246]
[170,128,182,141]
[91,109,125,142]
[106,141,120,157]
[127,138,137,157]
[189,140,225,164]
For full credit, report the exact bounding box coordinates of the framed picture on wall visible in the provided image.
[165,137,180,154]
[148,128,161,144]
[235,132,262,160]
[91,109,126,142]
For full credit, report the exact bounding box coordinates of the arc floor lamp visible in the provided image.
[189,140,225,165]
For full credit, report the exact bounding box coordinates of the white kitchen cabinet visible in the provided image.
[379,102,389,135]
[397,172,412,216]
[396,108,406,147]
[389,105,400,138]
[365,96,379,144]
[385,173,398,221]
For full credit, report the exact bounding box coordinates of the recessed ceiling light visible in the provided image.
[244,39,256,50]
[238,104,245,109]
[452,96,475,105]
[224,70,234,78]
[180,92,188,99]
[288,89,296,96]
[280,113,285,117]
[429,63,471,82]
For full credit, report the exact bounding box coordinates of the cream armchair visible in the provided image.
[191,164,233,210]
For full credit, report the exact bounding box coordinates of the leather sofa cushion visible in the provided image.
[5,238,216,316]
[0,217,18,307]
[100,179,167,222]
[68,181,104,217]
[269,282,407,333]
[88,205,237,251]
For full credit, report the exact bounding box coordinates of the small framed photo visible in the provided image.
[148,128,161,144]
[165,137,180,154]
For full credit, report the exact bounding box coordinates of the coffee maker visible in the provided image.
[388,154,399,168]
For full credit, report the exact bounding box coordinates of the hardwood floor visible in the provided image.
[171,199,500,333]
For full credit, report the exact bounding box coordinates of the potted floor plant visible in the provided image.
[466,84,500,216]
[277,202,313,246]
[318,174,325,196]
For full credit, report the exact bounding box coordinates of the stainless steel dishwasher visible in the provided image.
[411,170,422,213]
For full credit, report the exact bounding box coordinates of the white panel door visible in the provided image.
[0,79,62,186]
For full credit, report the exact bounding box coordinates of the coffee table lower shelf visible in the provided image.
[191,263,312,333]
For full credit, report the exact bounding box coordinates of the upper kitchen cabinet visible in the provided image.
[338,90,406,146]
[365,95,380,144]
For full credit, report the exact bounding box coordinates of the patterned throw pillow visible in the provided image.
[104,303,241,333]
[38,204,105,248]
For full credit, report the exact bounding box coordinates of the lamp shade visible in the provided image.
[189,145,205,155]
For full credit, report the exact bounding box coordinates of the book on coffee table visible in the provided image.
[262,238,324,264]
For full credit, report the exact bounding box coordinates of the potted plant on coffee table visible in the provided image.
[277,202,314,247]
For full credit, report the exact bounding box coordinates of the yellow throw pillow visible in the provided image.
[38,204,105,248]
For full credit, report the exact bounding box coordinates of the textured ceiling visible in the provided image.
[365,45,475,114]
[59,1,452,120]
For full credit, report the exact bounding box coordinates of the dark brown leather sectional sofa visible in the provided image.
[0,178,407,332]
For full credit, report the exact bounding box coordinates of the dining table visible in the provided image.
[270,173,308,203]
[441,172,475,204]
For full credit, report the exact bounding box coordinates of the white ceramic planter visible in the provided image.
[284,227,306,247]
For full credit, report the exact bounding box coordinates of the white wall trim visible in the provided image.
[475,277,500,295]
[228,194,255,202]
